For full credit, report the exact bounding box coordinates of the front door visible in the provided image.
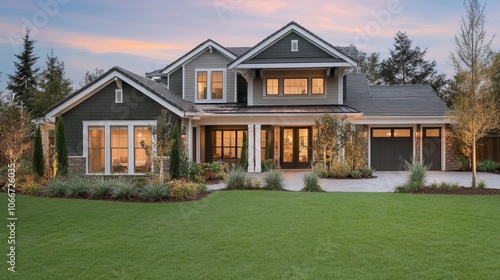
[281,127,311,169]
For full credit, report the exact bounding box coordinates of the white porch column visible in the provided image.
[254,124,262,173]
[195,126,200,163]
[248,124,255,172]
[337,68,345,104]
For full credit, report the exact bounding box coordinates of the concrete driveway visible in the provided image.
[207,170,500,192]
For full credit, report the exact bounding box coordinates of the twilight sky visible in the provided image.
[1,0,499,92]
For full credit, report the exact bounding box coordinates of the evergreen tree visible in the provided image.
[32,125,45,177]
[32,50,72,117]
[79,68,105,88]
[169,122,180,180]
[380,31,449,98]
[357,51,382,84]
[7,28,40,111]
[238,131,248,170]
[55,115,68,176]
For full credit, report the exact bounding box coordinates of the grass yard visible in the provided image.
[2,191,500,279]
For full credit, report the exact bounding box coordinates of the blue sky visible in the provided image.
[1,0,499,92]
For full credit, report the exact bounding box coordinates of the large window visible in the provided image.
[134,127,151,173]
[88,127,105,173]
[211,130,244,160]
[266,79,279,95]
[196,69,224,101]
[111,126,128,173]
[311,78,324,95]
[284,78,308,95]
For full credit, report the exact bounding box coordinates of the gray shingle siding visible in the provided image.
[344,74,449,116]
[168,67,183,96]
[184,49,236,103]
[62,82,180,156]
[250,31,334,61]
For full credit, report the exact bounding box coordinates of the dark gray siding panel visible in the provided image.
[63,82,180,156]
[252,32,333,60]
[169,67,183,96]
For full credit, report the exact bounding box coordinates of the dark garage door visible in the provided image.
[371,128,413,171]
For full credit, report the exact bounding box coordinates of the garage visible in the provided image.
[371,128,413,171]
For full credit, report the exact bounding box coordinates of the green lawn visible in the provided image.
[2,191,500,279]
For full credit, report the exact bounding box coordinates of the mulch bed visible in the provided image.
[414,187,500,195]
[27,191,213,203]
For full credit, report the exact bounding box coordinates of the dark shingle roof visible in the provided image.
[344,74,449,116]
[226,47,251,56]
[45,66,193,116]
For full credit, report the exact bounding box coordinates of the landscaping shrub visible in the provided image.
[67,176,90,197]
[330,161,351,178]
[90,177,114,199]
[262,159,276,172]
[140,183,170,202]
[169,180,199,201]
[404,159,429,189]
[20,183,43,195]
[244,177,261,189]
[196,183,207,193]
[476,159,499,172]
[111,179,138,200]
[458,156,470,171]
[263,170,285,191]
[478,179,487,189]
[301,173,323,192]
[225,168,247,189]
[17,156,34,176]
[44,177,69,197]
[350,169,362,179]
[32,125,45,177]
[361,166,374,177]
[190,162,204,179]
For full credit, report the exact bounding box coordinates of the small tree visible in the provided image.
[169,122,180,180]
[314,114,344,167]
[32,125,45,177]
[450,0,500,187]
[55,115,68,176]
[0,102,32,164]
[140,110,173,184]
[238,131,248,170]
[343,123,368,171]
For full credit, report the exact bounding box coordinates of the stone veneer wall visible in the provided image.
[68,156,86,176]
[445,127,461,170]
[415,132,422,161]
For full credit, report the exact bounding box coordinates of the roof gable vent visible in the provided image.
[291,39,298,52]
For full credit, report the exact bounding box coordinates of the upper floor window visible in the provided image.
[197,69,225,101]
[284,78,307,95]
[311,78,324,95]
[266,79,279,95]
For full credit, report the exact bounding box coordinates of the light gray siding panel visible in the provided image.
[184,49,235,103]
[251,31,333,60]
[252,70,339,106]
[168,67,183,96]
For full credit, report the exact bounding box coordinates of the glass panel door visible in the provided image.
[298,129,309,163]
[283,129,294,163]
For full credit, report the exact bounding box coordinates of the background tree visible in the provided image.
[491,52,500,107]
[32,125,45,177]
[7,28,40,111]
[32,50,72,117]
[79,68,105,88]
[450,0,499,188]
[0,103,32,164]
[140,110,173,184]
[169,122,180,180]
[357,51,382,84]
[380,31,450,101]
[55,115,68,176]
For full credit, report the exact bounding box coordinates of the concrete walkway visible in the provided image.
[207,170,500,192]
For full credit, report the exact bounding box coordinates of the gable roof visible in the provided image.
[228,21,357,69]
[147,40,237,77]
[45,66,193,119]
[344,74,449,117]
[226,47,252,56]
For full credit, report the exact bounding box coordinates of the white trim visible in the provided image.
[45,70,185,118]
[182,65,185,100]
[83,120,156,175]
[161,40,236,75]
[255,124,262,172]
[167,74,170,90]
[420,125,447,171]
[337,69,344,105]
[233,62,354,69]
[228,23,357,69]
[351,116,449,125]
[234,73,238,103]
[195,68,227,103]
[188,118,193,161]
[291,39,298,52]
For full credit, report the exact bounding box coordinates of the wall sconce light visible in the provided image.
[181,126,186,139]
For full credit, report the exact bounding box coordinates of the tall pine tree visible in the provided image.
[32,125,45,177]
[169,122,180,180]
[7,28,40,110]
[380,31,449,97]
[55,115,68,176]
[32,49,72,117]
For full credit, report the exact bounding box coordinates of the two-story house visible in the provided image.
[43,22,452,175]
